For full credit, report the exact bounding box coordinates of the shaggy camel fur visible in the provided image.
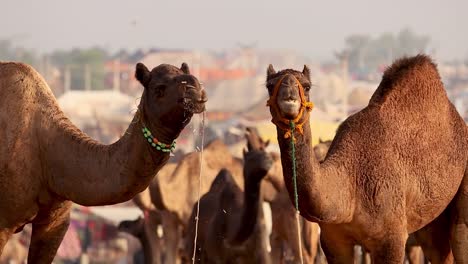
[184,130,273,263]
[265,55,467,263]
[0,61,206,262]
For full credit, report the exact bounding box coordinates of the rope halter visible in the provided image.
[266,74,314,140]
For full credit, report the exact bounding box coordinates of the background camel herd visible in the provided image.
[0,54,467,263]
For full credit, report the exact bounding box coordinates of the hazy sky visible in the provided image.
[1,0,466,61]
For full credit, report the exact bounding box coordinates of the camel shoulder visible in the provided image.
[325,107,382,158]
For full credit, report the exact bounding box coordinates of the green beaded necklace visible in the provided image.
[142,127,176,153]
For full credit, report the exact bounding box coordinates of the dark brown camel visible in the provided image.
[0,61,206,262]
[118,211,164,264]
[264,55,467,263]
[184,130,274,263]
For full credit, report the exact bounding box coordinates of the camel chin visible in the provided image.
[277,99,300,120]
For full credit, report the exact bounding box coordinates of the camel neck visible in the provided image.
[230,177,263,245]
[43,108,177,206]
[276,120,353,223]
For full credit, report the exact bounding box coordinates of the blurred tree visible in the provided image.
[50,47,108,90]
[0,39,38,67]
[341,28,430,78]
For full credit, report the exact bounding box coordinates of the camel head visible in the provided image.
[243,128,273,182]
[117,217,144,236]
[136,62,207,131]
[266,64,311,120]
[265,65,313,138]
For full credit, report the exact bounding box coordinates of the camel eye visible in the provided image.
[155,84,166,90]
[303,84,311,91]
[153,84,166,97]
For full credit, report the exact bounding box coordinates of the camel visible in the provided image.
[315,140,429,264]
[255,136,329,264]
[184,129,274,263]
[140,136,284,263]
[0,61,206,262]
[150,139,244,224]
[118,211,164,264]
[139,139,245,263]
[264,55,467,263]
[131,163,181,264]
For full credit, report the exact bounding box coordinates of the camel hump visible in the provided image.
[0,61,40,80]
[370,54,444,106]
[0,61,51,99]
[209,168,236,192]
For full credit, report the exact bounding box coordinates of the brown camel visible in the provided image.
[132,163,181,264]
[141,137,282,263]
[264,55,467,263]
[255,135,328,264]
[184,130,274,263]
[317,140,427,264]
[132,163,183,263]
[140,140,245,263]
[150,139,244,223]
[0,61,206,262]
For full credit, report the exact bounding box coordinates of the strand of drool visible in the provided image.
[192,111,206,264]
[290,120,304,264]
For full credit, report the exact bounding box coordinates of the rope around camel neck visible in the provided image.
[290,120,304,264]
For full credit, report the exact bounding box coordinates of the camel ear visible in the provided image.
[264,139,270,148]
[135,63,151,87]
[302,65,311,80]
[181,62,190,74]
[319,138,324,144]
[267,64,276,77]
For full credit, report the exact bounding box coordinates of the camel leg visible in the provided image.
[412,209,453,264]
[405,245,423,264]
[0,228,13,255]
[450,171,468,263]
[27,202,72,264]
[161,211,181,264]
[358,247,371,264]
[370,234,406,264]
[319,230,354,264]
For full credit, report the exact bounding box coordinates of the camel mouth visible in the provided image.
[277,98,300,119]
[182,96,207,114]
[182,87,207,113]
